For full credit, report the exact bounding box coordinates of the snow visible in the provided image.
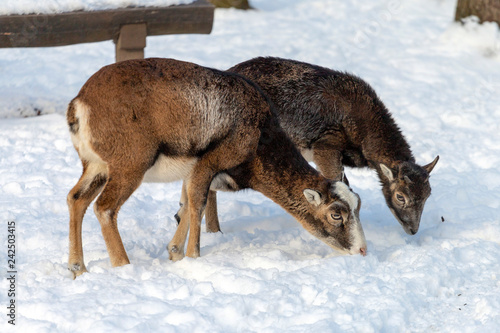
[0,0,193,15]
[1,0,500,331]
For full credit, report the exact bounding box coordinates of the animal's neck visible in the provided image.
[248,129,324,221]
[363,101,415,168]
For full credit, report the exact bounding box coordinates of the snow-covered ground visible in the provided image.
[1,0,500,331]
[0,0,193,16]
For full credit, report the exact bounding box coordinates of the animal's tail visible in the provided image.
[66,98,79,135]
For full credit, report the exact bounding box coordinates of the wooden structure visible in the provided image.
[0,0,214,62]
[455,0,500,25]
[209,0,251,10]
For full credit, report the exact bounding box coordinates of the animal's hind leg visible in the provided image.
[67,162,108,279]
[205,190,221,233]
[93,165,146,268]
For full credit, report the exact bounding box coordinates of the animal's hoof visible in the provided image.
[68,263,88,279]
[206,226,221,233]
[167,244,185,261]
[186,247,200,259]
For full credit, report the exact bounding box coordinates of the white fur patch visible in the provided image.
[210,173,239,192]
[334,182,359,211]
[333,182,367,255]
[186,87,225,146]
[300,148,314,162]
[70,99,106,165]
[143,155,198,183]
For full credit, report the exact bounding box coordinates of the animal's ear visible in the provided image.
[380,163,394,181]
[423,155,439,174]
[303,189,323,206]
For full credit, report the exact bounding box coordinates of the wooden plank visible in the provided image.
[0,0,214,48]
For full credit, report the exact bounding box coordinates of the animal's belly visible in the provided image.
[143,155,198,183]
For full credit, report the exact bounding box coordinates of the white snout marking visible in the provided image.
[334,182,367,255]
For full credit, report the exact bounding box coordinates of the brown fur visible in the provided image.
[66,58,366,278]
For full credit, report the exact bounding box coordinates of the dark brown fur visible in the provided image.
[202,57,438,235]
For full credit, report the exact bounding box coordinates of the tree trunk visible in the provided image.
[455,0,500,24]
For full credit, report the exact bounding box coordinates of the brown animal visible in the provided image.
[66,58,367,278]
[197,57,438,236]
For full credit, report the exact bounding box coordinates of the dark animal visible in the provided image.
[194,57,438,236]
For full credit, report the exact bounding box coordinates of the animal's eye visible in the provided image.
[396,193,405,203]
[331,214,343,221]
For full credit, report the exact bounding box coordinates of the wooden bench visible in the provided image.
[0,0,214,62]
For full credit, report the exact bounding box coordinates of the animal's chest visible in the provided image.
[341,150,368,167]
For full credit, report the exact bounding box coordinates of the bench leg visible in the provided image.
[115,23,147,62]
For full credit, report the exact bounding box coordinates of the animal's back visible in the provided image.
[70,58,271,164]
[229,57,413,167]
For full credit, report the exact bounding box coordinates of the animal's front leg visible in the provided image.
[168,182,189,261]
[174,181,188,224]
[185,167,216,258]
[312,147,348,185]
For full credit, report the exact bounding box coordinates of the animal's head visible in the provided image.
[302,181,367,256]
[379,156,439,235]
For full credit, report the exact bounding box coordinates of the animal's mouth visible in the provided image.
[325,242,367,256]
[390,208,419,235]
[404,226,417,235]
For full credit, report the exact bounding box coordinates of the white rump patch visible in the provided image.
[71,99,105,164]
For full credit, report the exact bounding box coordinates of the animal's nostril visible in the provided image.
[174,214,180,224]
[409,228,417,235]
[360,247,367,256]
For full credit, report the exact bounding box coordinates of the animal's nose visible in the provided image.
[360,247,367,256]
[408,228,417,235]
[174,213,181,224]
